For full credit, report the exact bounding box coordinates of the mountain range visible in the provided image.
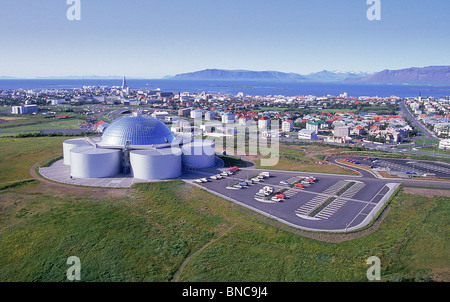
[171,66,450,85]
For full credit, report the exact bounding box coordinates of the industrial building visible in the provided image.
[63,112,216,180]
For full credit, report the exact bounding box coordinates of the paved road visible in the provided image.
[327,155,450,187]
[398,99,438,139]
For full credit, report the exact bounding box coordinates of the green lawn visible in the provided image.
[0,136,448,282]
[418,147,450,155]
[0,118,82,133]
[0,137,69,183]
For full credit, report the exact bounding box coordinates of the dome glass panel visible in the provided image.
[101,114,175,146]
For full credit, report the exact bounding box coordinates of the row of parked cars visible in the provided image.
[228,170,270,190]
[279,176,318,188]
[195,166,241,183]
[364,157,379,162]
[343,158,361,164]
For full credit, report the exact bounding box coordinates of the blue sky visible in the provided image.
[0,0,449,78]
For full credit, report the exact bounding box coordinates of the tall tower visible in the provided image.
[122,76,130,96]
[122,76,127,90]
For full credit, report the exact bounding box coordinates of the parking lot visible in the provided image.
[341,156,450,178]
[190,168,399,232]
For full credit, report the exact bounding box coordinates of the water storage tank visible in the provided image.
[181,140,216,169]
[63,138,91,165]
[130,148,182,180]
[70,146,121,178]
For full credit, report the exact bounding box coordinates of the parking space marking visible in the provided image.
[315,182,366,220]
[295,180,350,218]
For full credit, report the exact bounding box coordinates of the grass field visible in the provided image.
[418,147,450,155]
[0,137,69,183]
[0,136,448,282]
[0,118,81,133]
[252,143,358,175]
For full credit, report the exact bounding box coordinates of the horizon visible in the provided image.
[0,1,449,78]
[1,64,449,80]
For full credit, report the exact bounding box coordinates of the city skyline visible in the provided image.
[0,0,449,78]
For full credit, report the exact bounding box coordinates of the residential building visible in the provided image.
[298,129,318,140]
[258,116,271,129]
[282,120,294,133]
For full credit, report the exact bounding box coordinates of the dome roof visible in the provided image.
[101,113,175,146]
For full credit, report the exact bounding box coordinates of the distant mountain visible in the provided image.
[348,66,450,85]
[171,68,372,82]
[305,70,372,82]
[172,69,307,81]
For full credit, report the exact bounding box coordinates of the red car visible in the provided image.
[294,183,304,188]
[228,166,239,172]
[276,194,286,199]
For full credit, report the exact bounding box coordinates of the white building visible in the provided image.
[222,113,235,124]
[282,120,294,133]
[439,139,450,150]
[306,121,319,133]
[11,105,38,115]
[333,126,350,138]
[190,109,203,119]
[258,117,271,129]
[63,112,216,180]
[298,129,318,140]
[151,111,170,120]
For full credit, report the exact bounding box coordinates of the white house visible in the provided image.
[439,139,450,150]
[282,120,294,133]
[298,129,318,140]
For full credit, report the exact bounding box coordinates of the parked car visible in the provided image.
[294,183,304,188]
[280,180,290,185]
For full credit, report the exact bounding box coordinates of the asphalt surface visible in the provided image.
[329,155,450,179]
[190,167,399,232]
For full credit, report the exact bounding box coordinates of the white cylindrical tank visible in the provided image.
[63,138,91,165]
[130,147,182,180]
[181,140,216,169]
[70,146,121,178]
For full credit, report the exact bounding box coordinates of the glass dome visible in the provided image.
[101,113,175,146]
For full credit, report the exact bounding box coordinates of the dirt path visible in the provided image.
[170,224,236,282]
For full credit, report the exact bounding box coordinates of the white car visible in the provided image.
[271,197,284,202]
[210,176,218,180]
[201,178,208,183]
